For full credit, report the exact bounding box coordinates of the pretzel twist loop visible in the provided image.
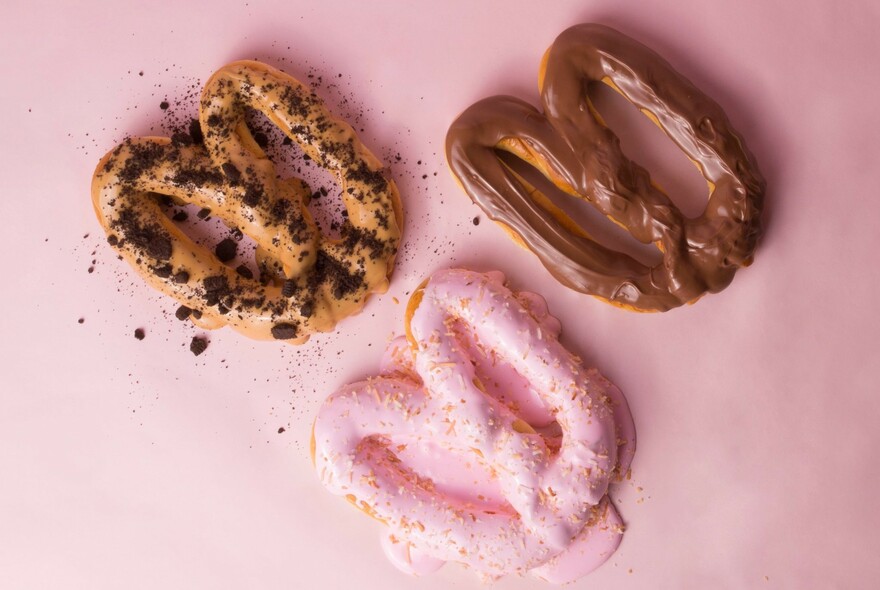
[92,61,401,342]
[312,269,635,582]
[446,24,764,312]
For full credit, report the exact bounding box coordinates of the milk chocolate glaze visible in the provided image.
[446,23,765,312]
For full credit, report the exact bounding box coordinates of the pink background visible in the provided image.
[2,1,879,588]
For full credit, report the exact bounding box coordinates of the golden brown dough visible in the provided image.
[92,61,402,342]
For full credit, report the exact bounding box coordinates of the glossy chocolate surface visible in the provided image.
[446,24,765,311]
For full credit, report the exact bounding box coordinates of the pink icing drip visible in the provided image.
[380,531,445,576]
[533,497,626,583]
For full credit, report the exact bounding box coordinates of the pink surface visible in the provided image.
[1,1,879,588]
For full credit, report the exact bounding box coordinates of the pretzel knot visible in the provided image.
[446,24,765,312]
[312,269,636,583]
[92,61,402,342]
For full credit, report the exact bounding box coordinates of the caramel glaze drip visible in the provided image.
[446,24,765,312]
[92,61,402,342]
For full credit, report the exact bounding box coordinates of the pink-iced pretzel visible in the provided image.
[311,269,635,582]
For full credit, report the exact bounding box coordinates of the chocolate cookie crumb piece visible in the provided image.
[473,216,480,226]
[159,101,169,110]
[107,235,119,246]
[153,264,173,278]
[172,210,188,222]
[191,309,202,319]
[78,318,85,324]
[88,266,94,273]
[300,301,314,317]
[312,250,366,300]
[242,185,263,207]
[148,235,172,261]
[277,427,286,434]
[282,136,292,146]
[171,132,192,147]
[188,119,204,145]
[215,238,238,262]
[117,143,164,184]
[113,207,172,260]
[203,275,228,293]
[271,323,299,340]
[197,208,212,220]
[190,336,208,356]
[202,276,229,306]
[231,228,244,241]
[235,265,254,279]
[175,305,192,321]
[173,270,190,284]
[253,131,269,148]
[134,328,145,340]
[221,162,242,184]
[173,168,225,188]
[281,279,296,298]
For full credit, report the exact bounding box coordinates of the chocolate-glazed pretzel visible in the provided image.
[446,24,764,312]
[92,61,402,342]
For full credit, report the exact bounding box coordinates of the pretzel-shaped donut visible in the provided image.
[312,269,635,582]
[446,24,765,312]
[92,61,402,342]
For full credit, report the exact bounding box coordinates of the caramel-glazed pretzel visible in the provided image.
[446,24,765,312]
[312,269,636,582]
[92,61,402,342]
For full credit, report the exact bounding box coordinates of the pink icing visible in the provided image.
[380,531,445,576]
[313,269,636,582]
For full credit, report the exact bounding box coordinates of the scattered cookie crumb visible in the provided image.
[134,328,145,340]
[278,427,286,434]
[473,216,480,226]
[271,324,298,340]
[78,318,85,324]
[190,336,208,356]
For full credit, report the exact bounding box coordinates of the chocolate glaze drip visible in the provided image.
[446,24,765,312]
